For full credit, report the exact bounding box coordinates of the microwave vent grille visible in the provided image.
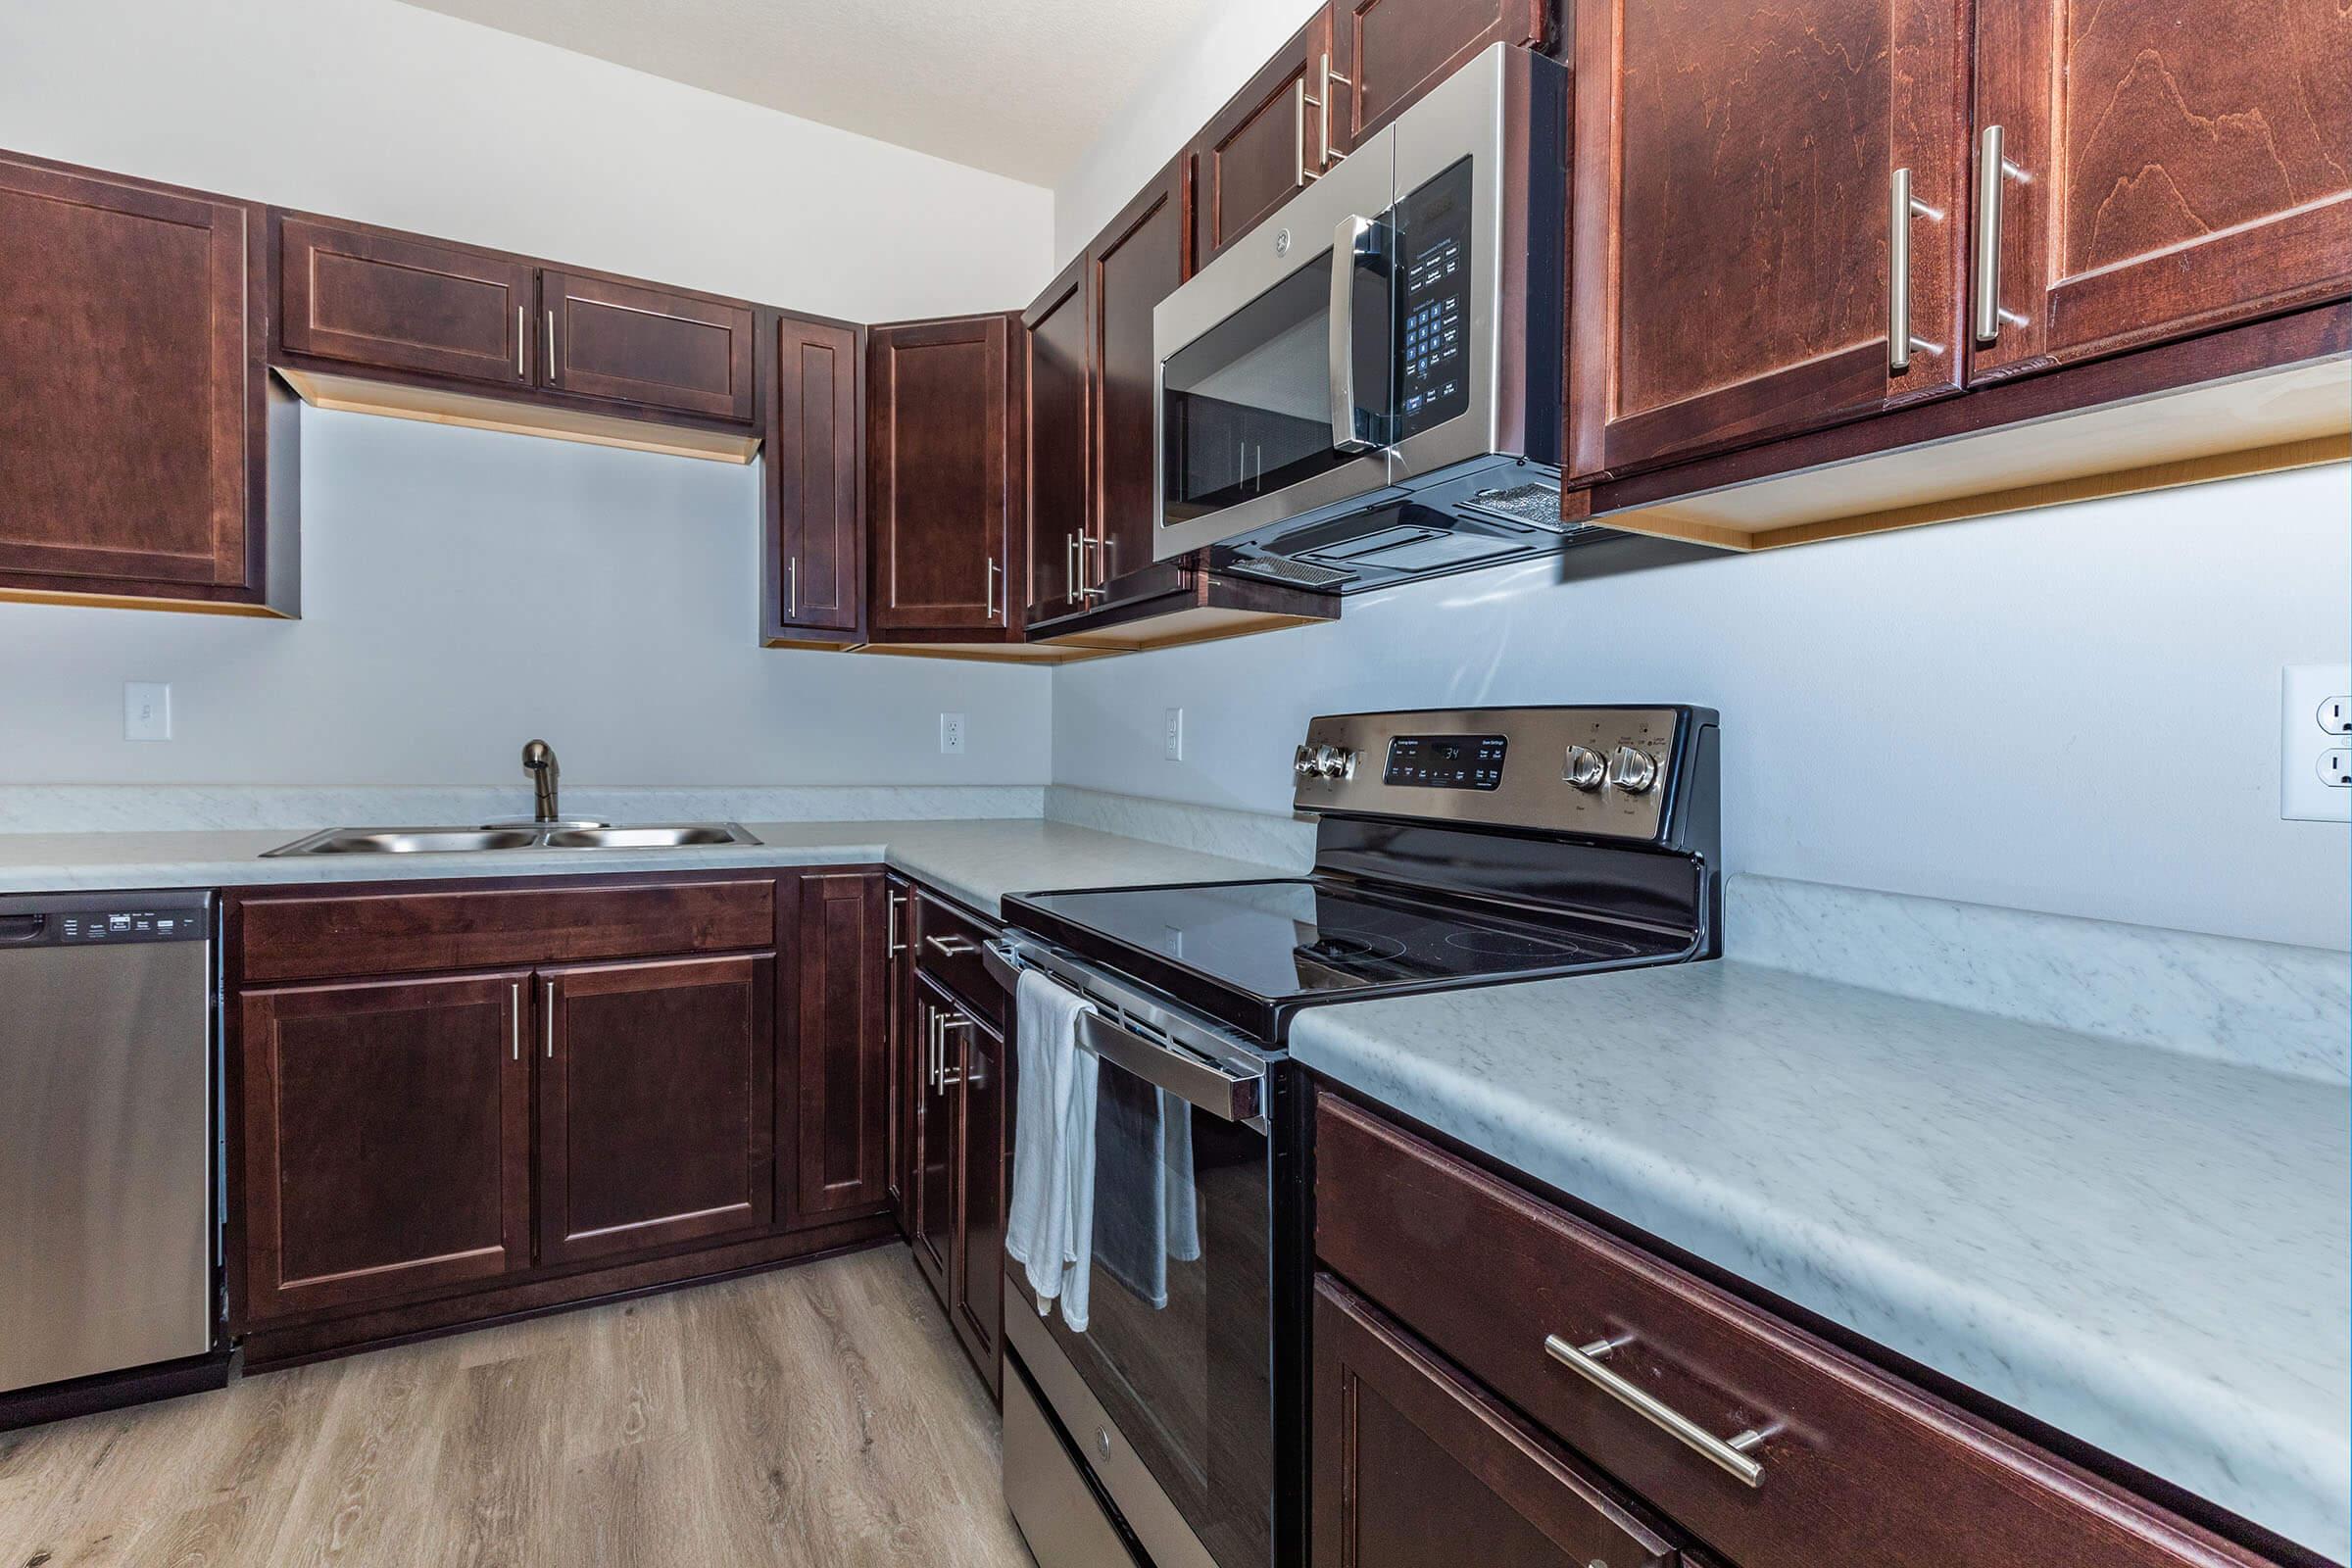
[1224,555,1355,590]
[1460,482,1571,532]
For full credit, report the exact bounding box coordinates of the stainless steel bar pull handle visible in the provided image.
[924,934,977,957]
[926,1005,941,1090]
[1317,53,1349,170]
[1293,76,1313,186]
[985,558,1001,620]
[546,308,557,379]
[887,891,907,956]
[1544,1334,1769,1488]
[541,977,556,1058]
[936,1014,971,1088]
[1887,167,1945,371]
[514,306,526,378]
[1328,214,1379,454]
[1974,124,2030,345]
[510,981,521,1061]
[1066,531,1080,605]
[785,556,799,618]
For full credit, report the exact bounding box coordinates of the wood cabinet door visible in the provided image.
[783,872,891,1227]
[1195,10,1337,267]
[867,315,1017,633]
[768,314,863,635]
[909,978,959,1301]
[1328,0,1551,153]
[1312,1277,1681,1568]
[0,159,255,594]
[1023,256,1092,622]
[1970,0,2352,380]
[885,877,915,1237]
[540,270,757,422]
[238,973,531,1323]
[278,216,534,388]
[1091,154,1193,596]
[949,1001,1006,1396]
[538,955,774,1267]
[1567,0,1970,479]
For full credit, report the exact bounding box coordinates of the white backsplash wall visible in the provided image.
[1051,465,2352,951]
[0,412,1049,787]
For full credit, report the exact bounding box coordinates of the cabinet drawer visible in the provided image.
[235,877,776,983]
[912,888,1004,1029]
[1313,1094,2264,1568]
[1315,1274,1680,1568]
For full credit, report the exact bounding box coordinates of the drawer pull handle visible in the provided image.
[1544,1334,1769,1489]
[924,934,977,956]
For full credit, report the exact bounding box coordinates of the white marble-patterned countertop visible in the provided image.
[1290,956,2351,1560]
[0,818,1292,919]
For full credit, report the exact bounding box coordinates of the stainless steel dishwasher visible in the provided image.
[0,890,216,1395]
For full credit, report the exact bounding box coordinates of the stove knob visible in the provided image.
[1294,744,1318,779]
[1606,745,1660,794]
[1562,744,1606,792]
[1312,743,1355,780]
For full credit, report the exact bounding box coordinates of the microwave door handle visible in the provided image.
[1327,214,1381,455]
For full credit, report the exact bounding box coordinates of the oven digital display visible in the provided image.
[1385,734,1506,790]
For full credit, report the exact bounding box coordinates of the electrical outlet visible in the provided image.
[1164,708,1185,761]
[2281,665,2352,820]
[939,712,965,756]
[123,682,172,742]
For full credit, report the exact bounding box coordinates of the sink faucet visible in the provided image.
[521,740,561,823]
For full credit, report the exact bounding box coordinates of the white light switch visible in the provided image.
[939,712,965,756]
[1164,708,1185,761]
[124,682,172,742]
[2281,664,2351,821]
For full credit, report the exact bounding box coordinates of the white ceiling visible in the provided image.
[396,0,1224,187]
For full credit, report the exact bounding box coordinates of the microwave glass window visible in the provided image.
[1160,255,1362,524]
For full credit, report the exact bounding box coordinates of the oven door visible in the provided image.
[993,946,1277,1568]
[1153,125,1401,563]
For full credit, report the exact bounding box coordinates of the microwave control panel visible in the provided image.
[1396,157,1475,441]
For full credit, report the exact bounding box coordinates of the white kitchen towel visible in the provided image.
[1163,1089,1201,1264]
[1005,966,1099,1328]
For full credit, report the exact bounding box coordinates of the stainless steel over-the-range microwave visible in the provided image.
[1153,43,1642,594]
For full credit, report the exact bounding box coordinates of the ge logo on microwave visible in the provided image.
[1273,227,1291,257]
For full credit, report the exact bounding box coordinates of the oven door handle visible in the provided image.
[1078,1011,1263,1125]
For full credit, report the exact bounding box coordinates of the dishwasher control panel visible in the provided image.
[0,892,214,948]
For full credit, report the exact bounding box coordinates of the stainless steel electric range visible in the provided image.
[987,706,1721,1568]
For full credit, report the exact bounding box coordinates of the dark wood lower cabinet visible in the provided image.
[1313,1276,1679,1568]
[538,955,774,1266]
[949,1004,1007,1396]
[225,869,891,1364]
[784,872,892,1226]
[238,972,532,1323]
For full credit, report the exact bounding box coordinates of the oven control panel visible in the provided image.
[1292,707,1711,844]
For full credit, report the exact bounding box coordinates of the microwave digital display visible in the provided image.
[1396,158,1475,441]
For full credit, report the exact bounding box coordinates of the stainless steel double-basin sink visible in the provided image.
[263,822,762,858]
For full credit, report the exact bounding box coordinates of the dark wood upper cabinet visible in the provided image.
[1567,0,1971,480]
[537,955,774,1267]
[0,154,280,612]
[1023,256,1092,621]
[1969,0,2352,381]
[1328,0,1551,154]
[278,215,534,389]
[1090,154,1193,593]
[1312,1277,1681,1568]
[1195,11,1337,267]
[540,269,757,423]
[866,314,1022,637]
[238,973,532,1322]
[766,313,864,640]
[783,872,892,1227]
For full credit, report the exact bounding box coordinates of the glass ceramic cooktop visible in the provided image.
[1015,878,1681,1004]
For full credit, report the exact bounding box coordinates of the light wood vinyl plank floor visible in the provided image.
[0,1246,1037,1568]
